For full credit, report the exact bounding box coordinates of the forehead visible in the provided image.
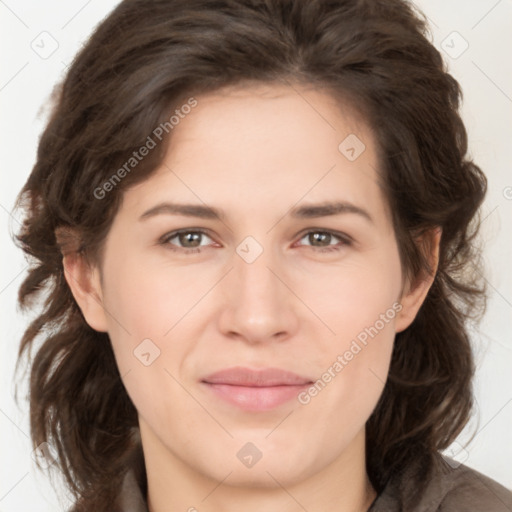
[171,82,370,163]
[119,83,388,225]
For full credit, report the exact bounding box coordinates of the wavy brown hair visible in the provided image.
[13,0,487,510]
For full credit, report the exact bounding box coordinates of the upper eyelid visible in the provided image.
[161,228,216,242]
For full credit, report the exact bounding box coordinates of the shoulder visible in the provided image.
[370,454,512,512]
[436,460,512,511]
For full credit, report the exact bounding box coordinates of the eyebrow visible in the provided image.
[139,200,373,223]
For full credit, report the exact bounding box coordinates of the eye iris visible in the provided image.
[310,232,331,246]
[179,232,202,247]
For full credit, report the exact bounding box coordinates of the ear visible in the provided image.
[395,227,441,333]
[62,252,109,332]
[56,227,109,333]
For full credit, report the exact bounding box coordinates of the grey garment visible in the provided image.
[117,456,512,512]
[368,456,512,512]
[117,468,148,512]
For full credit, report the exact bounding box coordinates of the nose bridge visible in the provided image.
[234,235,284,309]
[217,234,297,342]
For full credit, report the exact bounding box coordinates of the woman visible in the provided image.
[13,0,512,511]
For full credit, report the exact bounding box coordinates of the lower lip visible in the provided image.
[202,382,310,411]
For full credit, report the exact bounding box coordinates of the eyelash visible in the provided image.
[159,228,352,254]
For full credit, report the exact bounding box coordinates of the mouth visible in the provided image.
[200,366,313,411]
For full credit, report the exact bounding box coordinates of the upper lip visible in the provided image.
[202,366,313,387]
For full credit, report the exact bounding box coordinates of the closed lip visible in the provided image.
[201,366,313,387]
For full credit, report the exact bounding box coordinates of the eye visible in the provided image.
[295,230,352,253]
[160,229,216,253]
[159,228,352,255]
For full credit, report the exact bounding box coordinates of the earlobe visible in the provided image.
[395,228,442,333]
[62,251,109,333]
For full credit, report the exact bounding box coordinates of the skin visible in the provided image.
[63,82,439,512]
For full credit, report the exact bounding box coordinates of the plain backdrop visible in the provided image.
[1,1,511,510]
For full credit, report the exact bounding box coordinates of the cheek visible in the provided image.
[102,249,216,340]
[295,244,402,418]
[301,246,403,342]
[295,313,396,463]
[98,253,211,411]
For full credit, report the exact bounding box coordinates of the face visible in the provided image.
[69,83,432,490]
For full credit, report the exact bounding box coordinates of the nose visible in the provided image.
[217,242,299,345]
